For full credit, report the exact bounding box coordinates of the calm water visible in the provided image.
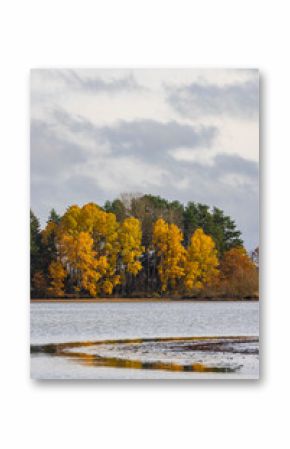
[30,301,259,379]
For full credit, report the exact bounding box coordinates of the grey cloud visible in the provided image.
[31,119,109,224]
[30,120,88,183]
[52,109,218,162]
[165,154,258,250]
[99,119,217,160]
[31,175,108,227]
[31,112,258,249]
[214,153,259,178]
[166,78,259,119]
[52,109,95,135]
[55,69,142,93]
[31,70,144,108]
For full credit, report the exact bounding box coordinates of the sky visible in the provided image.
[31,68,259,250]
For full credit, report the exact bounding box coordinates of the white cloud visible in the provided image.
[76,155,168,193]
[169,147,215,166]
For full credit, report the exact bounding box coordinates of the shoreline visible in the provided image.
[31,297,259,303]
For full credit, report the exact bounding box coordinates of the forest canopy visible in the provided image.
[30,194,258,299]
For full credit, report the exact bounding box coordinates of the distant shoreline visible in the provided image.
[31,297,259,303]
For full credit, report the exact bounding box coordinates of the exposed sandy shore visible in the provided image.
[31,297,258,303]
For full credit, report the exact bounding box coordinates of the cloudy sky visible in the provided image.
[31,68,259,250]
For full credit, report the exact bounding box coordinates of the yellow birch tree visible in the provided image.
[118,217,144,275]
[153,218,186,292]
[184,228,219,291]
[56,203,121,296]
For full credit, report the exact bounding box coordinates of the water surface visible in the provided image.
[31,301,259,379]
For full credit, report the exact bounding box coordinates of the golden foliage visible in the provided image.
[118,217,144,275]
[48,261,66,297]
[55,203,121,296]
[153,218,186,292]
[60,232,99,296]
[34,201,257,299]
[184,228,219,291]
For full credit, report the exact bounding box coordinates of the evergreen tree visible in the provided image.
[104,199,127,222]
[211,207,243,254]
[48,208,61,224]
[30,210,43,277]
[183,203,243,254]
[41,209,61,274]
[30,210,46,296]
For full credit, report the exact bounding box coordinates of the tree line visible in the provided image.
[31,194,259,299]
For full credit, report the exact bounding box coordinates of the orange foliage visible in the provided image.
[220,247,258,298]
[32,271,48,297]
[48,261,66,297]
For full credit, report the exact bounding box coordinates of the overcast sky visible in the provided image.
[31,68,259,250]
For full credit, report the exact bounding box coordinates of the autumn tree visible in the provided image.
[184,228,219,292]
[153,218,186,293]
[30,196,252,299]
[117,217,144,294]
[107,195,243,254]
[118,217,143,275]
[32,271,48,297]
[57,203,121,295]
[220,247,259,298]
[48,260,66,297]
[59,232,106,296]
